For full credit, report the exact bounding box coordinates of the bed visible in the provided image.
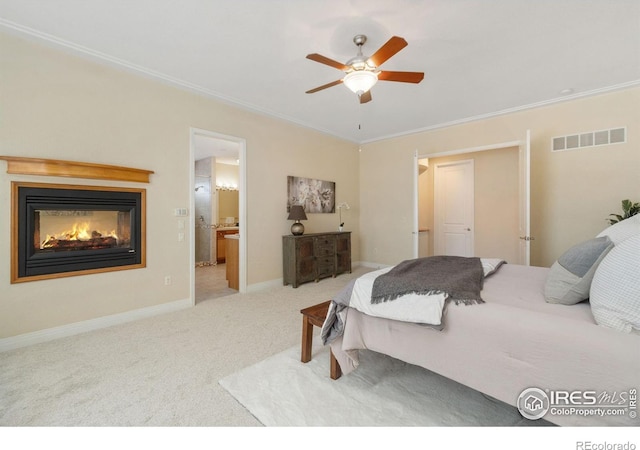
[321,217,640,427]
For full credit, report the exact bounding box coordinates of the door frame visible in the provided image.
[189,127,247,305]
[413,138,527,262]
[519,129,532,265]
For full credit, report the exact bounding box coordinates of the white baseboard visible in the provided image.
[358,261,392,270]
[246,278,284,293]
[0,298,192,353]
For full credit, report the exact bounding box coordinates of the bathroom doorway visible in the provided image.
[190,128,246,304]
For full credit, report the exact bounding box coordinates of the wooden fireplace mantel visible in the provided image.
[0,156,154,183]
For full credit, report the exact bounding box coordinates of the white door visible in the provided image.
[518,130,532,265]
[434,160,474,256]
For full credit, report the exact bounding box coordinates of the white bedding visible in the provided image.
[348,266,447,325]
[329,263,640,427]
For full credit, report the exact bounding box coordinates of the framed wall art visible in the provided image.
[287,176,335,213]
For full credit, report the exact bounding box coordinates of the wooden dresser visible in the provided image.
[282,232,351,288]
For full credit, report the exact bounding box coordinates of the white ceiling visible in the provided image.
[192,133,239,164]
[1,0,639,145]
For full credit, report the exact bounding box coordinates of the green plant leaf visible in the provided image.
[607,199,640,224]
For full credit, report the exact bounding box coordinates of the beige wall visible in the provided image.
[0,32,359,338]
[360,87,640,267]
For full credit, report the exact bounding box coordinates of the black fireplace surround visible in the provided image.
[12,182,145,282]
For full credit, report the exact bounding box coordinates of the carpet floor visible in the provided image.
[0,267,374,426]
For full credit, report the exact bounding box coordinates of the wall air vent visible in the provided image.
[552,127,626,152]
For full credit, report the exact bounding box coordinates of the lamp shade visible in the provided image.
[287,205,307,221]
[343,70,378,95]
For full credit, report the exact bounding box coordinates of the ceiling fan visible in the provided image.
[305,34,424,104]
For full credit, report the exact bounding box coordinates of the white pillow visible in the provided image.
[544,236,614,305]
[596,214,640,244]
[589,234,640,333]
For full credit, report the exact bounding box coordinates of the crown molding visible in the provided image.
[360,80,640,145]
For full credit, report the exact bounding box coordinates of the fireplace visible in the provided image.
[11,182,146,283]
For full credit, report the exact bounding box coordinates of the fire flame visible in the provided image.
[41,222,118,249]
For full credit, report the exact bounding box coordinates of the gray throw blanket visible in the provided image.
[371,256,485,305]
[321,256,488,345]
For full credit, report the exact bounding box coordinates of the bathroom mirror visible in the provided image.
[218,190,239,225]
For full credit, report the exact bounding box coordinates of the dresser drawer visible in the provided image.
[314,245,335,257]
[316,260,335,278]
[316,255,334,267]
[314,236,335,246]
[314,237,336,256]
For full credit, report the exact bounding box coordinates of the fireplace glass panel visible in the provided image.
[34,209,132,253]
[13,182,145,282]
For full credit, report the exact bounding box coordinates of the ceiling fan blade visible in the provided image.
[368,36,408,67]
[306,53,349,71]
[359,90,372,104]
[378,71,424,83]
[305,79,343,94]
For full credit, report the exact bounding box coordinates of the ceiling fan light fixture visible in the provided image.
[306,35,422,103]
[343,70,378,96]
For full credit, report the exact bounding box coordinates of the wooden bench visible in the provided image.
[300,300,342,380]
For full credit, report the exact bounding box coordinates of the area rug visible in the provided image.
[219,342,551,427]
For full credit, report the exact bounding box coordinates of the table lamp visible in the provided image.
[287,205,307,235]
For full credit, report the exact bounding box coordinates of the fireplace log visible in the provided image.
[42,236,118,251]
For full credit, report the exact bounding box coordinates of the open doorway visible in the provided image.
[414,139,528,264]
[190,128,246,304]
